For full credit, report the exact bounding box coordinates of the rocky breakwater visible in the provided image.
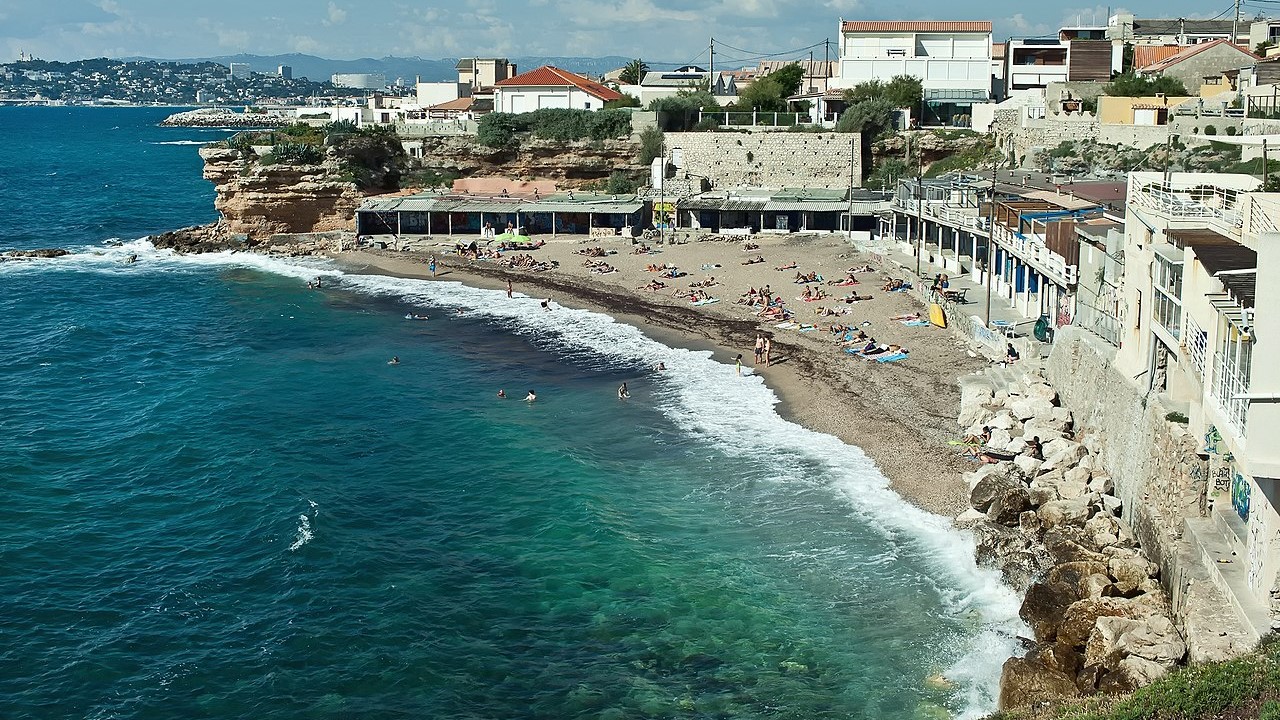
[160,108,291,128]
[955,368,1187,711]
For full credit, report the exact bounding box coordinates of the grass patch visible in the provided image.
[995,639,1280,720]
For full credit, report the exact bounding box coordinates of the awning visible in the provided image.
[762,201,857,212]
[524,201,643,214]
[679,198,768,211]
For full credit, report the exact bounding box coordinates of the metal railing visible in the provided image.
[696,111,811,127]
[1074,295,1121,346]
[891,199,989,233]
[1211,351,1250,438]
[992,225,1079,285]
[1129,182,1244,228]
[1184,316,1208,378]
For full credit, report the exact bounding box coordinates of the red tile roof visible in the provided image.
[493,65,622,102]
[1133,45,1182,69]
[429,97,474,111]
[1137,39,1255,73]
[841,20,992,33]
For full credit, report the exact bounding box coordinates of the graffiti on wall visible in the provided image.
[1232,471,1251,522]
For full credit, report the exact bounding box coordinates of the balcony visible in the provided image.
[991,224,1079,285]
[1127,175,1260,237]
[1212,351,1250,438]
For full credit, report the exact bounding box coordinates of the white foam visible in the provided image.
[31,244,1025,716]
[288,513,313,551]
[150,140,208,146]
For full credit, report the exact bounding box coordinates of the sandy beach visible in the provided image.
[335,233,989,517]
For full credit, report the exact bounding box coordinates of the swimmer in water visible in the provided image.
[388,356,400,365]
[496,389,506,398]
[618,383,629,399]
[540,298,552,311]
[525,390,537,402]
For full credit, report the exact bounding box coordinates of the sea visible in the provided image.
[0,107,1024,720]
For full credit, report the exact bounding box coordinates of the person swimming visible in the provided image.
[496,389,506,398]
[525,390,537,402]
[618,383,629,399]
[388,356,400,365]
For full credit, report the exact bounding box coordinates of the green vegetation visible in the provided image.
[1104,73,1189,98]
[619,58,649,86]
[476,108,633,147]
[866,157,910,189]
[996,638,1280,720]
[835,98,899,179]
[402,167,460,189]
[842,75,924,110]
[1166,411,1189,423]
[1258,40,1276,57]
[637,127,664,165]
[924,137,998,177]
[604,94,641,109]
[1203,125,1217,136]
[648,88,720,130]
[605,170,641,194]
[731,63,805,113]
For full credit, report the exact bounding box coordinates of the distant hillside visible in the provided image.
[120,54,669,82]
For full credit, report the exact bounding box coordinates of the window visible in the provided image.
[584,102,592,109]
[887,49,906,57]
[1211,320,1253,436]
[1151,254,1183,339]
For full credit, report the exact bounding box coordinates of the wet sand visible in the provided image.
[335,233,988,517]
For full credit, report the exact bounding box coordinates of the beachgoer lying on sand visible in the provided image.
[741,256,765,265]
[743,242,759,251]
[645,263,663,272]
[776,262,798,271]
[632,244,653,255]
[638,279,666,291]
[848,264,875,273]
[841,292,872,303]
[881,278,905,292]
[890,312,922,321]
[828,274,859,286]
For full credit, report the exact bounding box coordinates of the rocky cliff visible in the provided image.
[199,146,366,240]
[408,135,641,184]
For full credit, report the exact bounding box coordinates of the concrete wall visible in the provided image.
[1098,96,1195,124]
[664,131,862,189]
[1098,122,1171,149]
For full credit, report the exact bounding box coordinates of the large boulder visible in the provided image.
[1025,382,1058,404]
[1116,614,1186,666]
[1014,454,1044,478]
[971,472,1023,512]
[1048,561,1112,596]
[1109,554,1160,595]
[1044,526,1109,564]
[966,462,1015,491]
[1057,596,1165,650]
[955,507,987,528]
[1083,615,1143,669]
[1088,474,1115,495]
[988,485,1031,525]
[1010,396,1056,421]
[998,656,1082,710]
[973,522,1054,591]
[1028,483,1060,507]
[988,411,1018,431]
[959,384,996,427]
[1038,498,1091,529]
[1099,656,1172,692]
[1022,580,1080,642]
[1042,443,1089,473]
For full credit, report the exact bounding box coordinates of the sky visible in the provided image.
[0,0,1272,65]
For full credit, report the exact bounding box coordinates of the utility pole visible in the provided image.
[1265,138,1271,191]
[847,134,856,240]
[986,161,998,327]
[1232,0,1241,47]
[709,38,715,91]
[659,139,666,244]
[1162,132,1174,186]
[808,50,815,92]
[915,143,924,278]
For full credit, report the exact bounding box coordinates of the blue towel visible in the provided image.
[875,352,909,363]
[900,320,930,327]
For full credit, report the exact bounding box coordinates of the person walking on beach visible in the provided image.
[754,334,765,366]
[429,255,437,278]
[506,279,513,298]
[735,354,743,376]
[618,383,629,400]
[764,337,772,367]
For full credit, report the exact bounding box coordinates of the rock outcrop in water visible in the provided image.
[954,368,1186,711]
[0,248,70,259]
[160,108,291,128]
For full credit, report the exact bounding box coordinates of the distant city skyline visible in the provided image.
[1,0,1271,65]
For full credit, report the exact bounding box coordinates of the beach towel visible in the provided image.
[495,232,534,244]
[798,326,817,332]
[900,319,930,327]
[843,347,864,355]
[774,322,797,329]
[691,298,720,306]
[874,352,909,363]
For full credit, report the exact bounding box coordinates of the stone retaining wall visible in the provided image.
[664,131,861,189]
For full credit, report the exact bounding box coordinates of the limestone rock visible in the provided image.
[988,485,1031,525]
[971,473,1022,512]
[1028,483,1060,507]
[1083,615,1143,668]
[1014,454,1043,478]
[1019,510,1043,535]
[1056,480,1090,500]
[1010,396,1056,421]
[1084,574,1115,599]
[955,507,987,528]
[1064,466,1092,485]
[1088,474,1115,495]
[959,384,996,427]
[998,656,1082,710]
[1101,494,1123,515]
[1042,443,1088,473]
[1057,596,1158,649]
[1116,615,1186,666]
[1044,527,1109,564]
[1039,498,1091,529]
[1026,382,1058,404]
[988,411,1017,431]
[1109,555,1159,595]
[973,521,1054,591]
[1106,656,1171,691]
[966,462,1015,491]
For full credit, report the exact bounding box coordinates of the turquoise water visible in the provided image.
[0,108,1022,719]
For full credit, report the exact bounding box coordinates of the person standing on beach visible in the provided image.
[735,354,743,376]
[429,255,437,278]
[764,337,772,367]
[506,279,513,298]
[754,334,765,366]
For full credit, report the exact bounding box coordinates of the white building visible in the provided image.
[492,66,622,113]
[1116,172,1280,635]
[228,62,251,80]
[331,73,386,90]
[278,65,292,80]
[833,20,993,125]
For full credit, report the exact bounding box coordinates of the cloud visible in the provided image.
[323,2,347,27]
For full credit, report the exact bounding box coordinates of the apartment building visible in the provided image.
[1116,172,1280,623]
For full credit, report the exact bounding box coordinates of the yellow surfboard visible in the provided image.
[928,303,947,329]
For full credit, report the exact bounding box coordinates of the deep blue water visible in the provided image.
[0,107,1022,719]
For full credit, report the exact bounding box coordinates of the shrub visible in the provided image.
[271,142,324,165]
[605,170,639,195]
[638,126,664,165]
[1166,411,1189,423]
[745,151,754,163]
[1204,125,1218,136]
[477,112,518,147]
[1226,125,1237,136]
[604,95,641,109]
[691,117,721,131]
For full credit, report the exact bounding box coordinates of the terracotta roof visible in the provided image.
[493,65,622,101]
[429,97,474,111]
[1137,39,1255,73]
[1133,45,1182,68]
[841,20,992,33]
[992,42,1007,59]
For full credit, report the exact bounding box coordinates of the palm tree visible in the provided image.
[620,58,649,86]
